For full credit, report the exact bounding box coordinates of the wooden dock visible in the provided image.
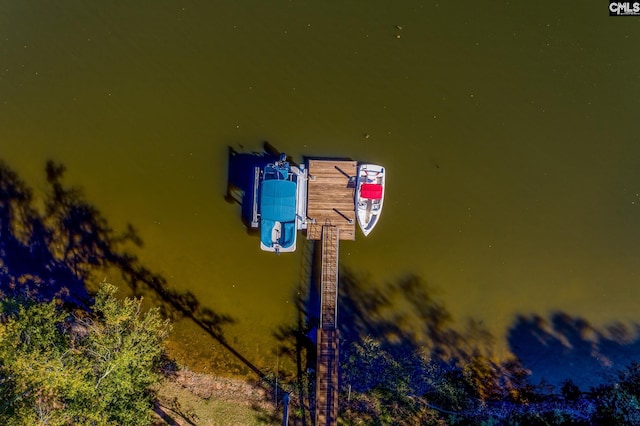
[307,161,355,425]
[306,160,357,241]
[315,225,340,426]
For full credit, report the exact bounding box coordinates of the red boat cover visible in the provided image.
[361,183,383,200]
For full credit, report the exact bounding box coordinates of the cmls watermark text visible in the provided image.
[610,1,640,16]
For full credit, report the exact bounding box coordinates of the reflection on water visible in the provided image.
[2,0,640,372]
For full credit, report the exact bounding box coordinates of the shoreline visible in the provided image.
[155,369,278,426]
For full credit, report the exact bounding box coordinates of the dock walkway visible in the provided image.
[315,225,340,426]
[306,159,357,426]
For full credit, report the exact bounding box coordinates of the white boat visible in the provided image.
[355,164,385,236]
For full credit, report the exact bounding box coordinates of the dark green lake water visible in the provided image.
[2,1,640,374]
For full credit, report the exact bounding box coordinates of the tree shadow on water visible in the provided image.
[336,271,533,405]
[270,261,534,425]
[0,159,271,383]
[508,312,640,392]
[266,247,640,424]
[0,160,92,306]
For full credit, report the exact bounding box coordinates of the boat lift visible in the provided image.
[250,162,308,232]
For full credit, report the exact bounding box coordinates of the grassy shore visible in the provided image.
[154,369,277,426]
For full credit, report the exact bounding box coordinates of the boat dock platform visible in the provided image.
[306,159,357,241]
[227,151,360,425]
[238,154,356,239]
[303,160,356,425]
[304,159,357,425]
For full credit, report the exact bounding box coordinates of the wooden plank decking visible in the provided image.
[316,328,339,425]
[315,225,340,426]
[306,159,357,241]
[306,160,354,424]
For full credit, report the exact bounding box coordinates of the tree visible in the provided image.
[0,283,171,425]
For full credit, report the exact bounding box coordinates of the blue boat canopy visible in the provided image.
[260,179,297,222]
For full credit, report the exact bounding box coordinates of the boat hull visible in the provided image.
[355,164,385,236]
